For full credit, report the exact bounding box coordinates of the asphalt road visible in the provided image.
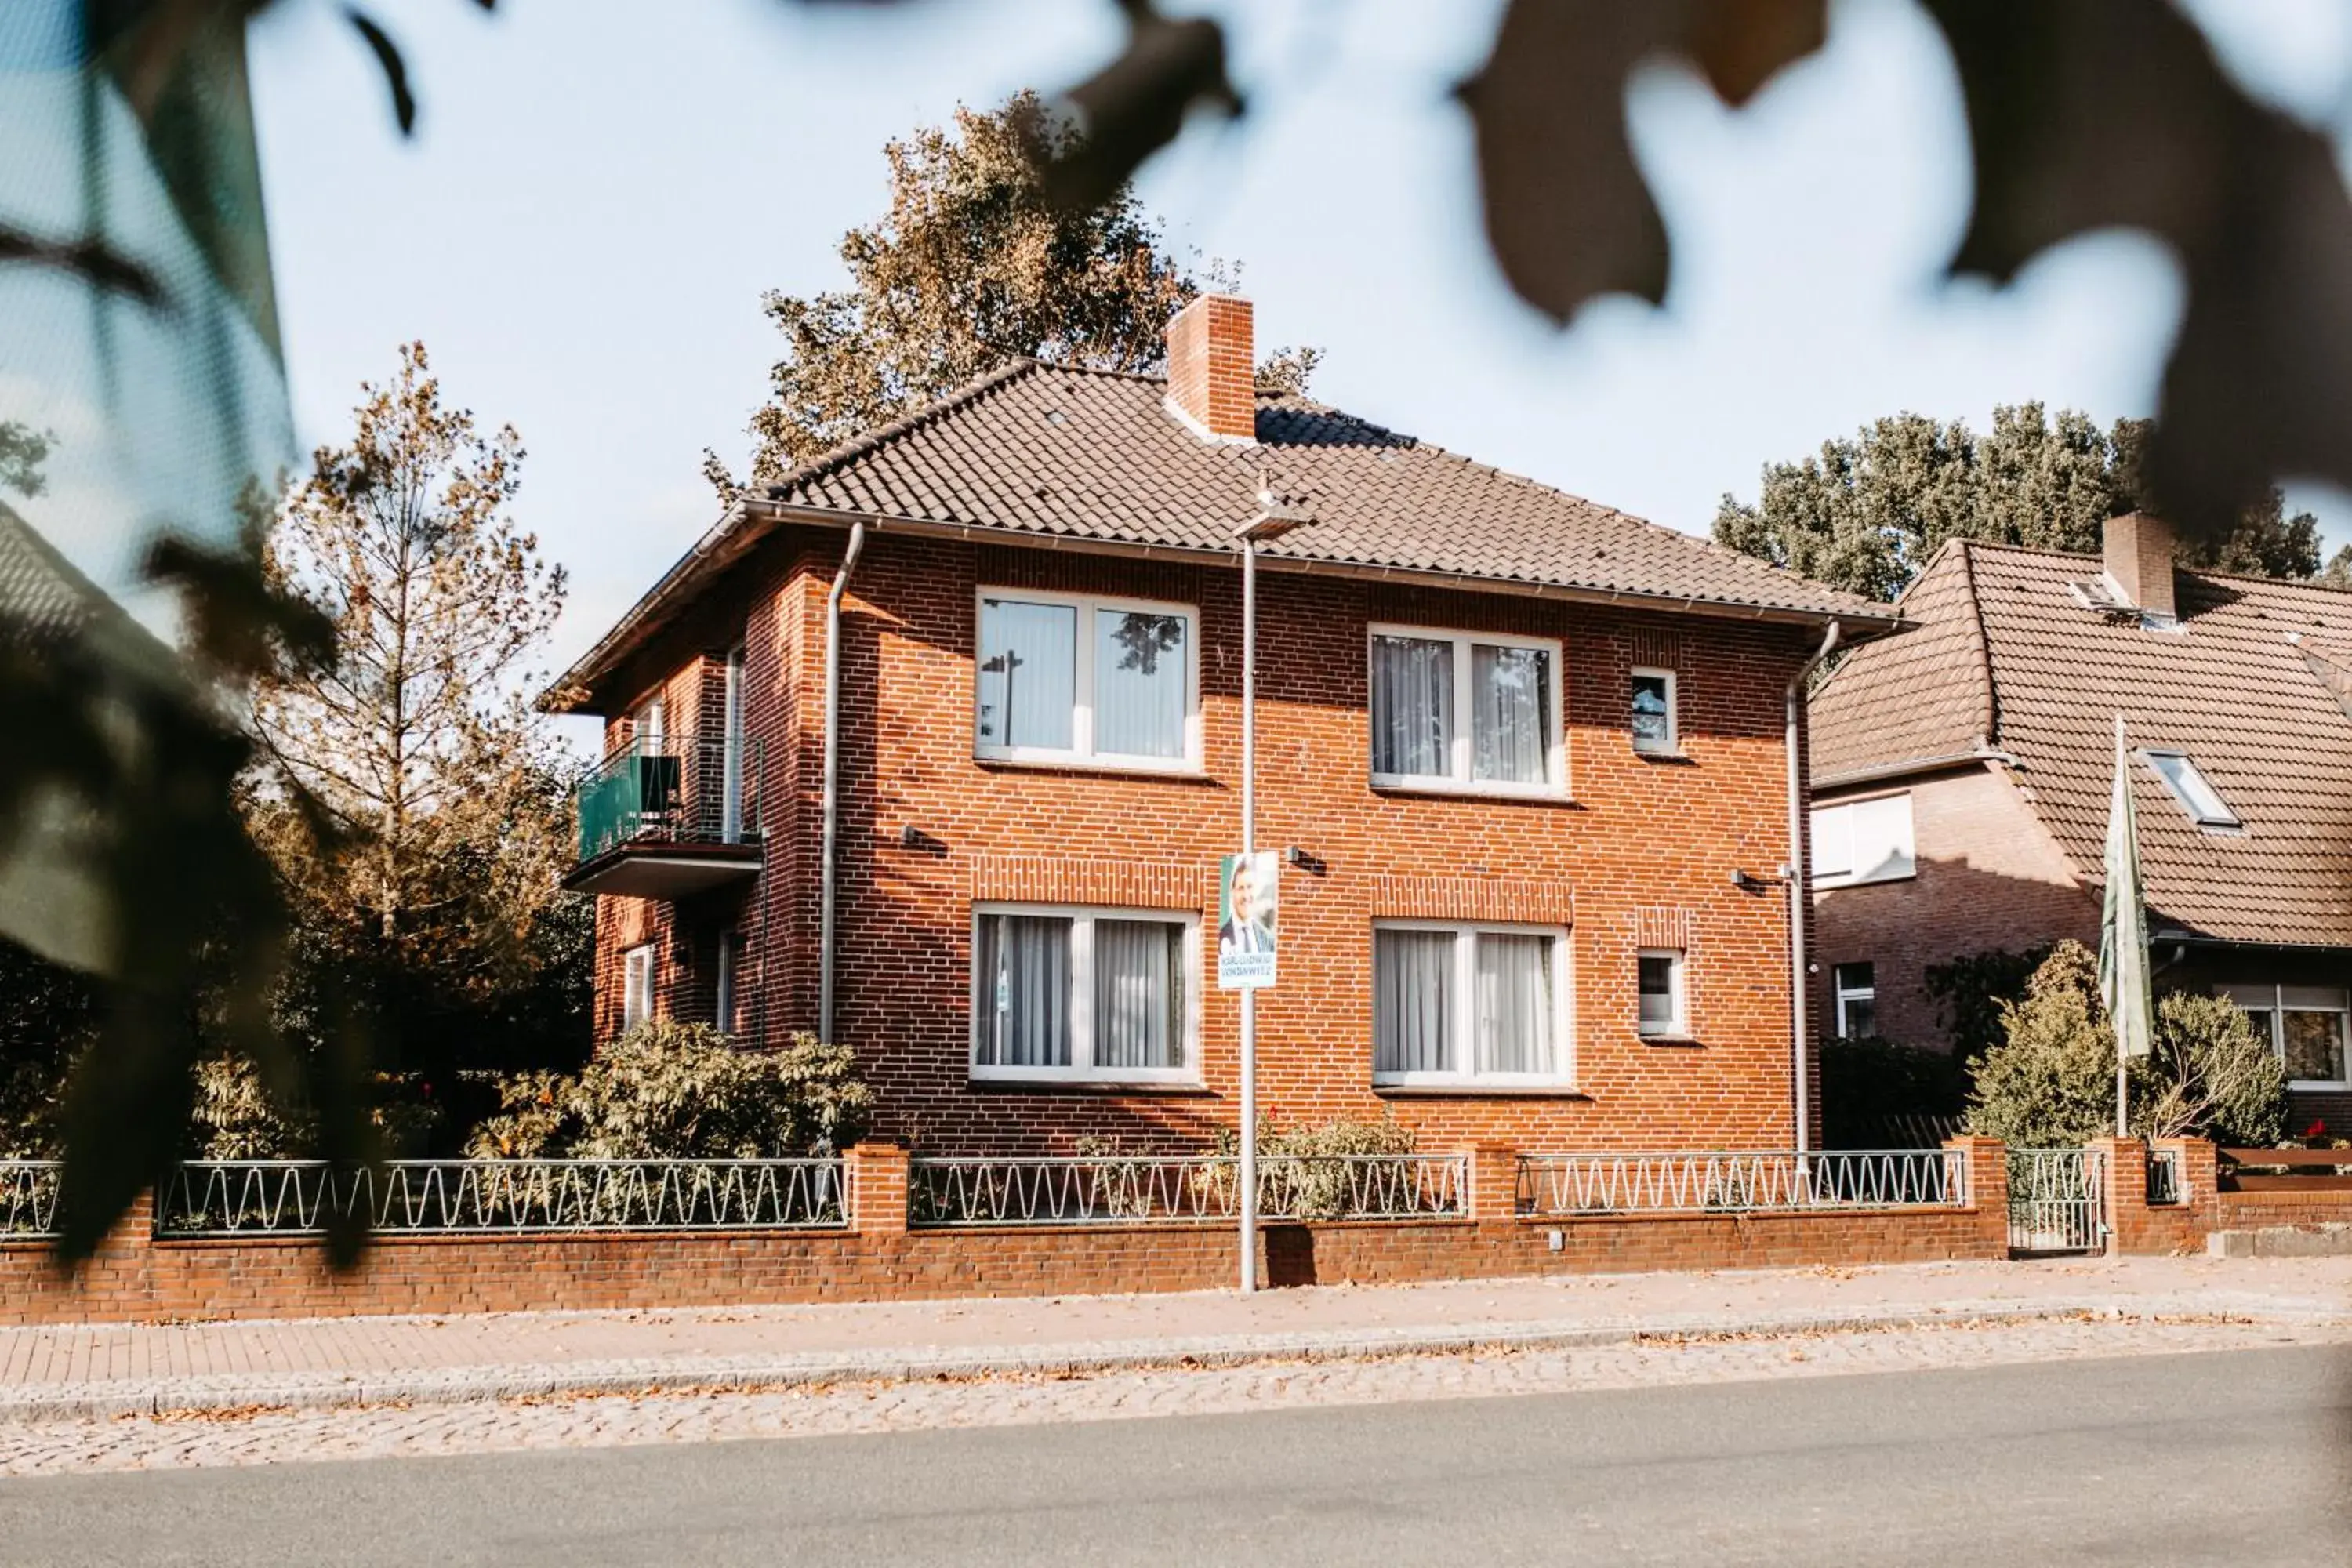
[4,1346,2350,1566]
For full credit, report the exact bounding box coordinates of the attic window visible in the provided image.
[2141,750,2240,830]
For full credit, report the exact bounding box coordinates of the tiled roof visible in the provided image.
[558,361,1893,702]
[0,503,183,684]
[768,362,1889,617]
[1812,539,2352,949]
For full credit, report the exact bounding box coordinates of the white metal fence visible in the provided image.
[1,1162,60,1239]
[907,1153,1468,1226]
[155,1159,850,1236]
[1515,1149,1967,1216]
[2005,1149,2107,1253]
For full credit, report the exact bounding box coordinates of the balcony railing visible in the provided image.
[577,735,760,862]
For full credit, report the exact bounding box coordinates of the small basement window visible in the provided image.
[2141,750,2240,830]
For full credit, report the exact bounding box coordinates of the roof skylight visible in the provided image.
[2140,750,2240,830]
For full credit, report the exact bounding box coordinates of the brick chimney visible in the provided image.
[2103,511,2176,621]
[1164,294,1255,444]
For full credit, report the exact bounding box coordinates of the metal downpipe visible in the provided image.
[818,522,867,1046]
[1788,620,1841,1155]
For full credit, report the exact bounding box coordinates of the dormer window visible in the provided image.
[2141,750,2239,830]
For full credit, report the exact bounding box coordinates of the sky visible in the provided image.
[245,0,2352,750]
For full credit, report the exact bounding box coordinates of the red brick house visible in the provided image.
[1809,512,2352,1128]
[550,296,1893,1156]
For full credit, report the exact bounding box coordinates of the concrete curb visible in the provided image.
[9,1294,2342,1424]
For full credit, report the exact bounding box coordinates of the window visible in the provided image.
[1637,949,1686,1037]
[1811,795,1916,887]
[972,905,1197,1081]
[622,943,655,1031]
[2225,984,2350,1087]
[1368,626,1563,793]
[1372,922,1572,1086]
[1630,667,1677,754]
[2143,750,2240,829]
[974,590,1196,767]
[1834,961,1877,1039]
[715,929,746,1036]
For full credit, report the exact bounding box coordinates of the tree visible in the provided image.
[1715,405,2334,601]
[1965,942,2286,1146]
[250,343,586,1095]
[717,93,1311,494]
[0,422,50,501]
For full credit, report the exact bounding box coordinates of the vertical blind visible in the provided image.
[1095,919,1185,1068]
[1094,610,1187,758]
[977,599,1076,750]
[978,913,1073,1067]
[1472,644,1550,783]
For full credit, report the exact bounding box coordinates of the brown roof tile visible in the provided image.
[557,361,1892,704]
[1813,539,2352,949]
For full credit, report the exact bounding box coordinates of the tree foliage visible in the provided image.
[720,93,1311,494]
[1965,942,2286,1147]
[1715,405,2343,602]
[1924,945,2053,1065]
[249,341,588,1110]
[466,1022,873,1160]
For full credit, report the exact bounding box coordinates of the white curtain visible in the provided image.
[1472,644,1548,783]
[979,914,1071,1066]
[977,599,1076,750]
[1096,920,1185,1068]
[1375,928,1454,1073]
[1371,636,1452,777]
[1475,934,1552,1074]
[1094,611,1187,758]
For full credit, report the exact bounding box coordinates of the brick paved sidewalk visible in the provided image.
[4,1254,2347,1421]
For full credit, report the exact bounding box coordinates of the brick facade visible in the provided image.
[590,526,1824,1158]
[1812,762,2098,1049]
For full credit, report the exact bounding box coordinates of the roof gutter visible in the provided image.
[1788,619,1840,1156]
[1813,746,2021,791]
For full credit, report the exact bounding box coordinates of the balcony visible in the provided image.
[565,735,763,900]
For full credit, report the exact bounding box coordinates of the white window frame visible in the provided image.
[2141,750,2241,830]
[1630,666,1679,756]
[969,902,1202,1085]
[1833,961,1877,1039]
[622,942,655,1032]
[1366,622,1567,799]
[2224,982,2352,1091]
[972,587,1200,770]
[1370,920,1575,1089]
[1636,948,1688,1039]
[1810,793,1917,888]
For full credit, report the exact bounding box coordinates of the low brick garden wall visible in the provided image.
[0,1142,2015,1327]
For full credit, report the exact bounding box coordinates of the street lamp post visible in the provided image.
[1235,491,1310,1294]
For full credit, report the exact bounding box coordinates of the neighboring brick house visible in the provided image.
[1809,512,2352,1128]
[549,295,1893,1156]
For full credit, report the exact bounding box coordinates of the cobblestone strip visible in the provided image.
[0,1314,2342,1476]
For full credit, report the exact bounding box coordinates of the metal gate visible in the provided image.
[2006,1148,2108,1254]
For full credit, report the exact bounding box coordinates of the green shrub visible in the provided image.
[1203,1113,1417,1221]
[1965,942,2287,1147]
[188,1054,445,1160]
[1819,1034,1969,1148]
[1924,946,2051,1063]
[465,1021,872,1160]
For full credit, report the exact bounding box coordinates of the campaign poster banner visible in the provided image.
[1216,850,1279,990]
